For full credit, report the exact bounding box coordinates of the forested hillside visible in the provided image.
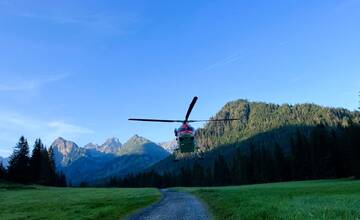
[113,100,360,187]
[196,100,360,151]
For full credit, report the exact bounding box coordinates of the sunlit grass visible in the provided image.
[0,182,160,220]
[182,179,360,220]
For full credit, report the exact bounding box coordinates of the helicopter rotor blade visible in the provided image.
[128,118,184,123]
[185,96,198,123]
[187,118,242,122]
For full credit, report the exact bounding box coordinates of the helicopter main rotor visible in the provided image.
[128,96,241,123]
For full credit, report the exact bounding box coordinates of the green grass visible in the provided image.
[0,182,160,220]
[181,179,360,220]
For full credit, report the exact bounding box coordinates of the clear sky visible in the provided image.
[0,0,359,157]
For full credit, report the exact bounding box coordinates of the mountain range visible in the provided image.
[51,135,169,185]
[84,137,122,154]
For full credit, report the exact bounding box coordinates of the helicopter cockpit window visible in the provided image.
[179,126,194,132]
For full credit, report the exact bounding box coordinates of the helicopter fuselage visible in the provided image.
[175,123,196,153]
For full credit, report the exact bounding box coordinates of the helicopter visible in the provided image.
[129,96,241,160]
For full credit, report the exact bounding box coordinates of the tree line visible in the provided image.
[0,136,66,187]
[108,123,360,188]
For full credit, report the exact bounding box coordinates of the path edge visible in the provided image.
[173,188,213,220]
[124,188,166,220]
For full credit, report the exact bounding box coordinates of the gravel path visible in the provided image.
[127,189,210,220]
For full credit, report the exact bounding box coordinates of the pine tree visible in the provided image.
[56,171,67,187]
[39,147,56,186]
[29,138,44,183]
[274,142,285,181]
[48,146,57,185]
[230,149,248,185]
[192,163,205,186]
[291,130,312,180]
[247,143,257,183]
[0,162,6,179]
[7,136,30,183]
[180,167,192,186]
[204,167,213,186]
[347,123,360,178]
[213,155,230,186]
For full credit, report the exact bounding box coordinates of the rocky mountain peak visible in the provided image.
[103,137,121,147]
[118,135,169,158]
[51,137,84,166]
[97,137,122,154]
[51,137,79,155]
[127,135,149,144]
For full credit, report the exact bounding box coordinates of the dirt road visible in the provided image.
[127,189,210,220]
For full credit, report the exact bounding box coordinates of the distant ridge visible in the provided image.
[159,139,177,153]
[118,135,169,158]
[84,137,122,154]
[50,135,169,185]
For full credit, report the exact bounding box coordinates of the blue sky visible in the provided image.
[0,0,359,157]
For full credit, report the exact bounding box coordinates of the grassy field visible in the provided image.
[182,179,360,220]
[0,182,160,220]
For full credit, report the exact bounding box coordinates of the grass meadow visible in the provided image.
[182,179,360,220]
[2,179,360,219]
[0,182,160,220]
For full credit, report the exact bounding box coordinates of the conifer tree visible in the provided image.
[40,147,55,185]
[48,146,58,185]
[29,138,44,183]
[204,167,213,186]
[274,142,285,181]
[7,136,30,183]
[213,155,230,186]
[0,162,6,179]
[230,149,248,185]
[192,163,205,186]
[56,171,67,187]
[247,143,258,183]
[347,123,360,179]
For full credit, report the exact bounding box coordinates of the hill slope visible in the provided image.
[196,99,360,150]
[150,100,360,174]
